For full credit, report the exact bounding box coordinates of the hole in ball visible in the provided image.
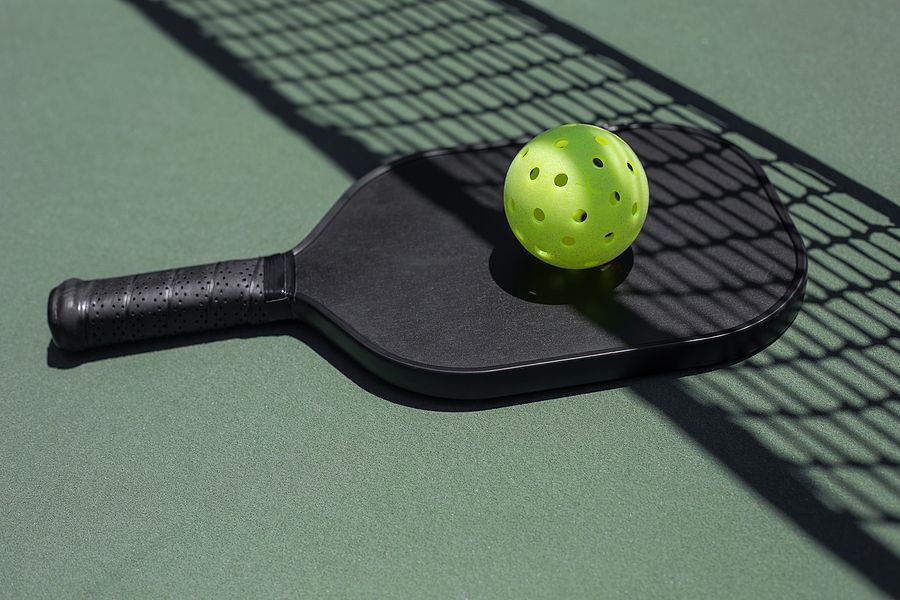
[562,236,575,246]
[529,167,540,180]
[631,202,638,216]
[596,136,609,145]
[610,191,621,205]
[554,173,568,187]
[627,162,634,172]
[604,232,616,243]
[593,157,604,168]
[533,208,545,222]
[521,147,529,157]
[572,209,587,222]
[555,139,568,148]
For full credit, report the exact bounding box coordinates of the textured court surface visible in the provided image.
[1,0,898,597]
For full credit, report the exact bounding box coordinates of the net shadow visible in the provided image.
[111,0,900,593]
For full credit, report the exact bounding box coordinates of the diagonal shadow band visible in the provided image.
[120,0,899,221]
[63,0,900,594]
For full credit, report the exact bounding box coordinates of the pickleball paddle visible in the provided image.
[47,124,806,399]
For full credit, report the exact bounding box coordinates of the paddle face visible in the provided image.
[290,124,806,398]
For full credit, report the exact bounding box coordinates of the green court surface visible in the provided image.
[1,0,898,597]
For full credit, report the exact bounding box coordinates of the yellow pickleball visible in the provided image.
[504,124,649,269]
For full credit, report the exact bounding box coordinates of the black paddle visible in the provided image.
[48,124,806,398]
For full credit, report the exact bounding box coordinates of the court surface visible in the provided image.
[2,0,898,597]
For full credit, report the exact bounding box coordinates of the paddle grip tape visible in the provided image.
[47,253,295,351]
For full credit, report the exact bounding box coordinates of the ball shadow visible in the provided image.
[488,227,634,306]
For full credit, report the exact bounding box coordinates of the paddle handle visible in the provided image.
[47,253,295,351]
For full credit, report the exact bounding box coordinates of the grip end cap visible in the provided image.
[48,279,87,351]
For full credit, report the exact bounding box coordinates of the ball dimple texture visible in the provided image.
[504,124,650,269]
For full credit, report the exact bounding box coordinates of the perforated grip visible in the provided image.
[48,253,295,351]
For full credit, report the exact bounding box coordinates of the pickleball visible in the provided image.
[503,124,649,269]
